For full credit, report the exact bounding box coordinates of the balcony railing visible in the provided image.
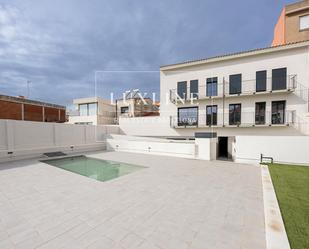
[170,110,296,128]
[170,75,297,103]
[69,110,114,117]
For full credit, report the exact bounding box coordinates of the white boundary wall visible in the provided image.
[106,134,196,158]
[0,120,121,162]
[119,116,177,136]
[235,135,309,165]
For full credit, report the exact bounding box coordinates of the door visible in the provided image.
[218,137,228,158]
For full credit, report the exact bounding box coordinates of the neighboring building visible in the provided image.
[159,40,309,159]
[116,90,159,119]
[0,94,66,122]
[68,97,115,125]
[272,0,309,46]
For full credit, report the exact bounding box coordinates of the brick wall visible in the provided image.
[44,107,59,122]
[60,109,66,122]
[0,99,65,123]
[0,100,22,120]
[24,104,43,121]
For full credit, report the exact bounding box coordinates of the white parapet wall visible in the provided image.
[0,120,121,162]
[119,116,178,136]
[106,134,196,159]
[235,135,309,165]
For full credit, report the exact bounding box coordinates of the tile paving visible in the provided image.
[0,151,266,249]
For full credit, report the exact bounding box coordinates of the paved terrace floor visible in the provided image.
[0,151,266,249]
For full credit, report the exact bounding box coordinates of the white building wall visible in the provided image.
[0,121,7,150]
[160,45,309,136]
[235,135,309,165]
[115,44,309,164]
[117,99,135,117]
[118,115,304,137]
[97,101,116,124]
[68,97,116,125]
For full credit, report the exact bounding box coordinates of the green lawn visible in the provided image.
[268,163,309,249]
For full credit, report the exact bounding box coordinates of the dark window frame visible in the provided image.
[120,106,129,114]
[190,80,199,99]
[177,106,199,127]
[177,81,187,100]
[255,102,266,125]
[229,103,241,125]
[256,70,267,92]
[272,68,287,91]
[229,74,242,95]
[272,101,286,125]
[206,105,218,126]
[206,77,218,97]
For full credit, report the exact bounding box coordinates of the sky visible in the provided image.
[0,0,296,108]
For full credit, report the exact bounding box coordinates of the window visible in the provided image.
[300,15,309,31]
[272,101,286,124]
[255,102,266,125]
[177,107,198,126]
[272,68,287,90]
[229,74,242,94]
[206,105,217,126]
[256,70,267,92]
[190,80,199,99]
[120,106,129,114]
[177,81,187,99]
[79,104,88,116]
[88,103,97,116]
[79,103,97,116]
[206,77,218,96]
[229,104,241,125]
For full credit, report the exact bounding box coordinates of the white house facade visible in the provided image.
[68,97,116,125]
[110,41,309,163]
[160,41,309,135]
[155,41,309,159]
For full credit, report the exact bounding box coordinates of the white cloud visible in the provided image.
[0,0,275,106]
[0,5,18,41]
[0,3,63,67]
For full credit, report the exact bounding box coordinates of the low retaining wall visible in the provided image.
[106,135,196,158]
[119,116,178,136]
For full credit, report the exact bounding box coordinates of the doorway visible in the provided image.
[218,137,228,159]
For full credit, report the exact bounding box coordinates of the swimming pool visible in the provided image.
[42,155,145,182]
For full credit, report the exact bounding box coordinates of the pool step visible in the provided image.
[43,151,67,157]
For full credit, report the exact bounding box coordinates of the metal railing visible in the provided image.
[170,75,297,103]
[69,110,115,117]
[170,110,296,128]
[260,154,274,164]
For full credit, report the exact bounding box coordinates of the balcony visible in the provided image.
[170,110,296,128]
[170,75,297,104]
